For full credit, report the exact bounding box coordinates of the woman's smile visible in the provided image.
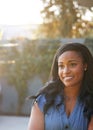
[63,76,73,81]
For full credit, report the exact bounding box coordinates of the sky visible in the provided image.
[82,9,93,21]
[0,0,93,26]
[0,0,43,25]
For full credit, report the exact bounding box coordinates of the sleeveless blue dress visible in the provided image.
[36,94,88,130]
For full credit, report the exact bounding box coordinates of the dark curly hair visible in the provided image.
[30,43,93,120]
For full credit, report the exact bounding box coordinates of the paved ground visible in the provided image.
[0,115,29,130]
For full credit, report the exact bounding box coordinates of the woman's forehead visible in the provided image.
[58,51,83,62]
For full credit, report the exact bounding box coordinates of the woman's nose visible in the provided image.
[63,66,70,73]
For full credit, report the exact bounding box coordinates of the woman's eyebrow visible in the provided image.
[58,60,80,63]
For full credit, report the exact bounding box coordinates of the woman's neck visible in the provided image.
[64,86,80,100]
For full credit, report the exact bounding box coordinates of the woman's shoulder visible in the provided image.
[35,94,46,112]
[36,94,46,103]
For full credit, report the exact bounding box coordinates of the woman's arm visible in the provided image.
[27,102,44,130]
[88,117,93,130]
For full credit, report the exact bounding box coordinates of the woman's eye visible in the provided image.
[70,63,77,67]
[58,65,64,69]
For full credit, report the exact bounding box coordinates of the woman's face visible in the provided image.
[58,51,87,88]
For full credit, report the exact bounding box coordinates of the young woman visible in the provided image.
[28,43,93,130]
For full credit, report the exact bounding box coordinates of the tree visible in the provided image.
[78,0,93,8]
[39,0,93,38]
[72,20,93,38]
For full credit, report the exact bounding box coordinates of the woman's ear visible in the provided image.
[84,64,87,71]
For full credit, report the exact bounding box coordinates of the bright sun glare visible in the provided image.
[0,0,92,25]
[0,0,43,25]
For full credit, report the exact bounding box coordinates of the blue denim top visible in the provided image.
[36,94,88,130]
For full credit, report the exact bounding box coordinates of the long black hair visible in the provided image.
[30,43,93,119]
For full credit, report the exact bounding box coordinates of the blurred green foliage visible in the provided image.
[84,38,93,56]
[2,39,60,114]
